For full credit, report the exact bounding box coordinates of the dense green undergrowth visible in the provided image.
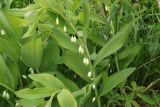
[0,0,160,107]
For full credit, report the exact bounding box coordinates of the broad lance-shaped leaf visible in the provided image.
[99,68,136,96]
[16,87,60,100]
[45,93,57,107]
[57,89,77,107]
[137,94,157,105]
[70,0,80,13]
[21,38,43,70]
[125,101,132,107]
[40,39,60,71]
[51,26,79,52]
[7,60,20,88]
[0,55,15,89]
[8,4,39,17]
[0,37,20,62]
[82,0,90,35]
[94,20,135,66]
[56,72,79,92]
[0,9,20,40]
[62,50,90,82]
[118,44,141,69]
[90,11,105,24]
[18,99,45,107]
[29,73,65,89]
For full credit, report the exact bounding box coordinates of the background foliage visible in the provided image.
[0,0,160,107]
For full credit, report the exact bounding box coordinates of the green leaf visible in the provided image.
[18,99,45,107]
[130,99,140,107]
[29,73,65,89]
[40,39,60,71]
[94,21,135,66]
[90,11,105,24]
[56,72,79,92]
[21,38,43,70]
[118,44,141,69]
[82,0,90,35]
[70,0,80,13]
[0,37,20,62]
[0,9,21,40]
[62,50,90,82]
[3,0,13,8]
[45,93,57,107]
[57,89,77,107]
[51,27,79,52]
[137,94,157,105]
[8,4,39,17]
[16,87,60,99]
[73,85,92,105]
[6,60,20,88]
[82,0,91,37]
[0,55,15,89]
[34,0,50,8]
[99,68,136,96]
[125,101,132,107]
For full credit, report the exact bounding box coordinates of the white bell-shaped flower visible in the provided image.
[92,97,96,103]
[6,92,10,99]
[87,71,92,78]
[70,36,77,43]
[105,5,109,12]
[1,30,6,36]
[15,102,19,107]
[92,84,96,90]
[83,57,89,65]
[56,17,59,25]
[22,75,27,79]
[2,90,7,98]
[64,25,67,32]
[29,68,34,74]
[78,46,84,54]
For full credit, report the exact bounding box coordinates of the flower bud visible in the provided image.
[2,90,7,98]
[70,36,77,43]
[90,78,94,81]
[29,68,34,74]
[6,92,10,99]
[64,25,67,32]
[105,5,109,12]
[15,102,19,107]
[83,57,89,65]
[56,17,59,25]
[87,71,92,78]
[78,46,84,54]
[22,75,27,79]
[92,97,96,103]
[92,84,96,90]
[1,30,6,36]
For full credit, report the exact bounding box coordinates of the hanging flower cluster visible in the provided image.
[70,36,77,43]
[2,90,10,99]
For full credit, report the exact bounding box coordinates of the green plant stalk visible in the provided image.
[83,40,101,107]
[114,53,120,72]
[76,31,101,106]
